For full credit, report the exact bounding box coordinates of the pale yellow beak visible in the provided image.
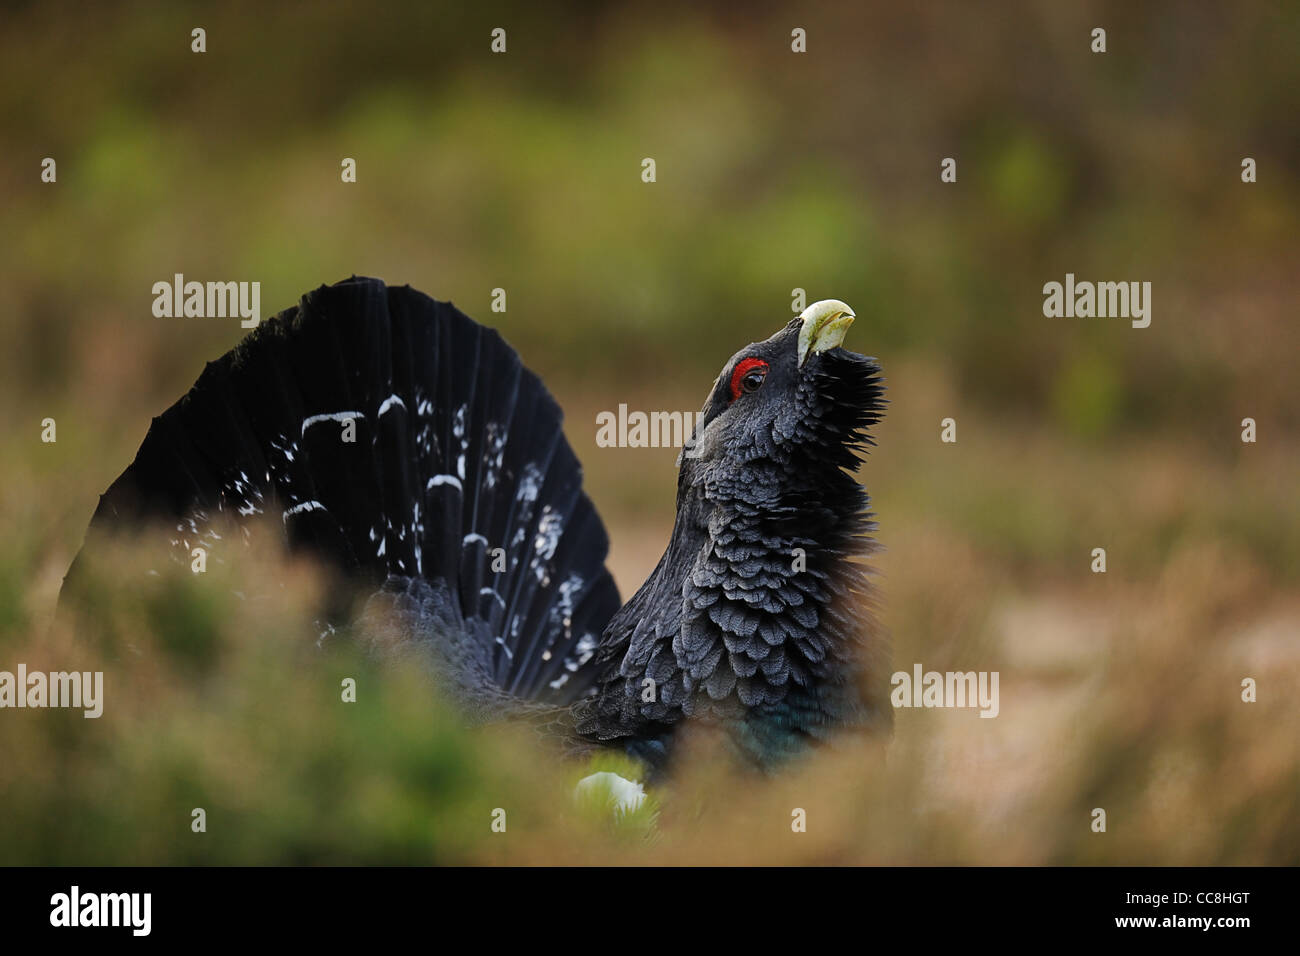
[797,299,856,367]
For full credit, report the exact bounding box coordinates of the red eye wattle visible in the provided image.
[729,358,769,402]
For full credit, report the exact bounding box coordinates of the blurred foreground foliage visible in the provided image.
[0,516,1295,865]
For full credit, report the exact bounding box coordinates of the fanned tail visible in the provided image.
[63,277,620,705]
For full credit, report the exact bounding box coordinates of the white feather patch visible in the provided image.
[574,771,646,816]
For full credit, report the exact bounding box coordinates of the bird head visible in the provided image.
[679,299,884,482]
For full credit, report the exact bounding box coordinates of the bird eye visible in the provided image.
[728,358,769,402]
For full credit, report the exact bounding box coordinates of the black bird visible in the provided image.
[63,277,890,775]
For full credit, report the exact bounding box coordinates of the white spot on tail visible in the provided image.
[302,411,364,435]
[534,507,563,563]
[427,474,462,492]
[517,462,541,504]
[283,500,326,520]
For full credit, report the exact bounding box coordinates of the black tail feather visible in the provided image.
[64,277,620,705]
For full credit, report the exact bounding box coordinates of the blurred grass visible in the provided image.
[1,518,1296,864]
[1,0,1298,863]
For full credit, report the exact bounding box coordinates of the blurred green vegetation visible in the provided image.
[2,526,1295,865]
[0,1,1297,863]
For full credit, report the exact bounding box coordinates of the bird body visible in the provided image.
[574,306,892,769]
[63,278,889,774]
